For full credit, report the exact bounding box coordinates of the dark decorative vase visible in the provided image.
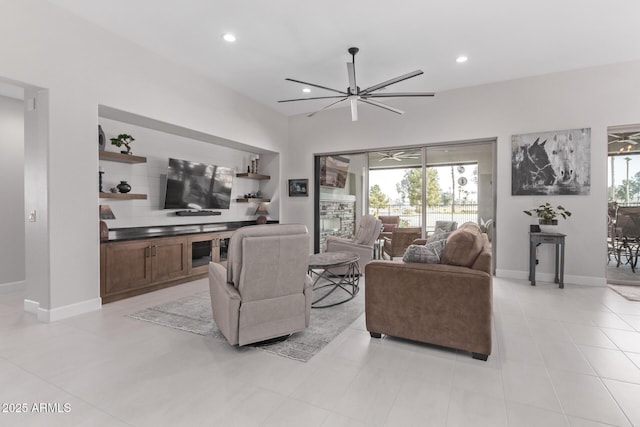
[116,181,131,194]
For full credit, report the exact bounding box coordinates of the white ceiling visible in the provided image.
[48,0,640,117]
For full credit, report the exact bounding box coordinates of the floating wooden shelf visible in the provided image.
[236,198,271,203]
[100,192,147,200]
[235,172,270,180]
[99,151,147,164]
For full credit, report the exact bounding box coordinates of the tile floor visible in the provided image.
[1,277,640,426]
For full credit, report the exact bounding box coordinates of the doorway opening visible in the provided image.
[607,124,640,285]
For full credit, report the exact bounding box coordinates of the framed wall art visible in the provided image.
[511,128,591,195]
[288,179,308,197]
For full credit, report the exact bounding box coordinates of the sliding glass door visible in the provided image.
[367,140,496,267]
[424,142,495,243]
[313,139,496,269]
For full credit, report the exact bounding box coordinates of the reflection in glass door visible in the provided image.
[368,149,423,229]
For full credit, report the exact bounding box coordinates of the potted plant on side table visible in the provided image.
[524,202,572,232]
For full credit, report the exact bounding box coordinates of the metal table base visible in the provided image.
[308,252,360,308]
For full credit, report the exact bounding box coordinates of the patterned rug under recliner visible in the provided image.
[128,289,364,362]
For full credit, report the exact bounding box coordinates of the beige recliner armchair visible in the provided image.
[325,214,382,273]
[208,224,313,346]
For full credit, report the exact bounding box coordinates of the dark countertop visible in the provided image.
[105,220,278,242]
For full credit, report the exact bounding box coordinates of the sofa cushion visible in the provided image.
[402,239,447,264]
[440,222,483,267]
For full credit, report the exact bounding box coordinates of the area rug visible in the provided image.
[608,284,640,302]
[128,286,364,362]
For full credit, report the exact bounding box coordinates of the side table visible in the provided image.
[529,232,566,288]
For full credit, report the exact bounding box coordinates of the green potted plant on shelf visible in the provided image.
[524,202,571,231]
[110,133,135,155]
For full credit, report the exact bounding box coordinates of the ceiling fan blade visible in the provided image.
[360,70,424,95]
[360,99,404,115]
[285,78,348,95]
[350,98,358,121]
[347,62,357,95]
[278,95,347,103]
[307,97,348,117]
[363,92,435,98]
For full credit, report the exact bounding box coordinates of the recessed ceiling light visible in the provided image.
[456,55,468,63]
[222,33,236,42]
[302,88,311,93]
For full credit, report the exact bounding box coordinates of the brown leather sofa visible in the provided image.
[365,222,493,360]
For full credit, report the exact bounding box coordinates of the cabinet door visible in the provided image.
[103,240,152,295]
[151,237,189,282]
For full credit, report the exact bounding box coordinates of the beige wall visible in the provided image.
[283,60,640,285]
[0,0,287,319]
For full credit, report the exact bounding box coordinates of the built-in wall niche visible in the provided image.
[97,111,279,228]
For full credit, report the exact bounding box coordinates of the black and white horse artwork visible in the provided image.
[512,128,590,195]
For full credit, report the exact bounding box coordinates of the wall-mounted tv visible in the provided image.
[163,158,233,210]
[319,155,350,188]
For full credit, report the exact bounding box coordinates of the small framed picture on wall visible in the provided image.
[288,179,308,197]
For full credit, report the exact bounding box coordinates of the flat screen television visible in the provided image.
[163,158,233,210]
[319,155,350,188]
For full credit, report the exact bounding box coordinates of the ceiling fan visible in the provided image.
[278,47,435,121]
[608,132,640,145]
[376,151,420,162]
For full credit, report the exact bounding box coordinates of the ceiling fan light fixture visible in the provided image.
[222,33,236,43]
[456,55,468,63]
[350,98,358,121]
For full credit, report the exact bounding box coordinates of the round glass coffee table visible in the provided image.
[308,251,360,308]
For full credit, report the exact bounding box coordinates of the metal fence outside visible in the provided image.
[371,202,479,230]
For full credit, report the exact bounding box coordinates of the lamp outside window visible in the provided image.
[255,204,269,224]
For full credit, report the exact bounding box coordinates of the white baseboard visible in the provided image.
[23,299,39,314]
[495,269,606,287]
[23,298,102,322]
[0,280,25,293]
[496,269,528,280]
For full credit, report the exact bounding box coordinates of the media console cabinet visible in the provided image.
[100,221,273,303]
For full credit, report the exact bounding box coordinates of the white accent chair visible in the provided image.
[324,215,383,273]
[208,224,313,346]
